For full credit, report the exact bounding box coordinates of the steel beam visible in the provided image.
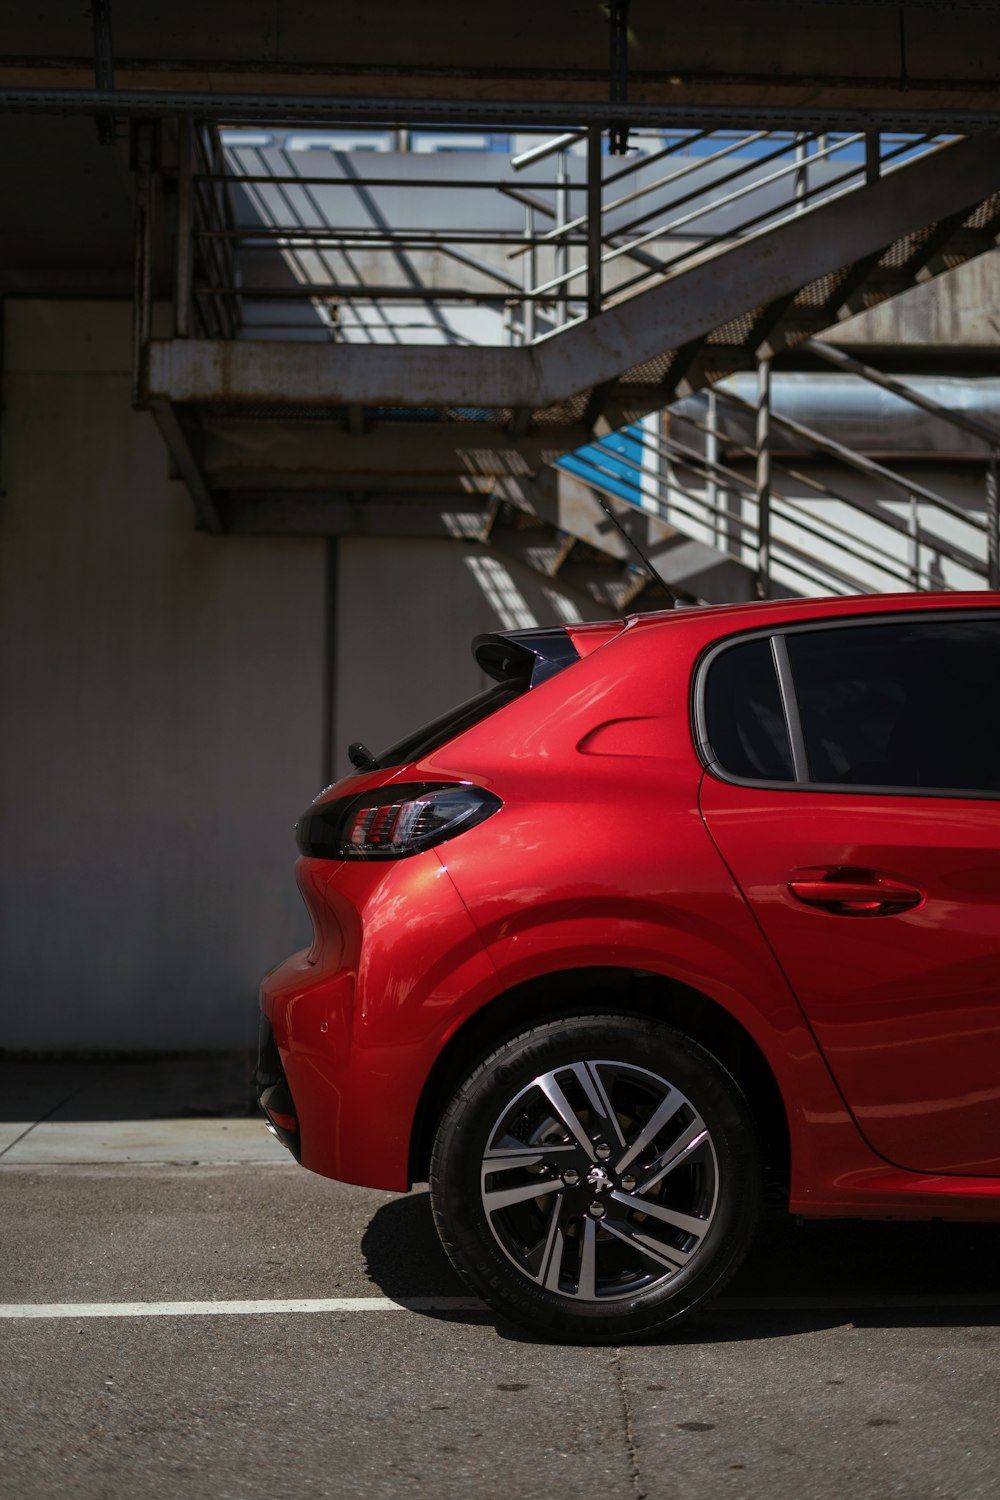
[3,87,1000,134]
[145,340,542,409]
[150,401,226,534]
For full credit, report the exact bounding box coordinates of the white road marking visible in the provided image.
[0,1297,486,1319]
[1,1292,999,1320]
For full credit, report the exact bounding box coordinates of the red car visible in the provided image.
[258,592,1000,1342]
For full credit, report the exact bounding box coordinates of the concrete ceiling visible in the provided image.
[2,2,999,297]
[1,2,1000,118]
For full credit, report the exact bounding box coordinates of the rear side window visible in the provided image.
[701,637,794,782]
[786,619,1000,793]
[377,682,524,769]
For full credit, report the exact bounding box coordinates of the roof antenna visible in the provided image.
[590,490,681,610]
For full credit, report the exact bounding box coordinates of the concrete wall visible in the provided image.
[334,537,591,770]
[0,302,325,1050]
[833,250,1000,348]
[0,302,595,1049]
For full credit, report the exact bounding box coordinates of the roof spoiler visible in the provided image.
[473,627,581,687]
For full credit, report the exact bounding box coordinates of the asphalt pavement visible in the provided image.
[3,1057,1000,1499]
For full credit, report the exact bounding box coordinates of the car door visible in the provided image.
[696,612,1000,1177]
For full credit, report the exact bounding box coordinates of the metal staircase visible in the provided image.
[133,121,1000,606]
[564,339,1000,607]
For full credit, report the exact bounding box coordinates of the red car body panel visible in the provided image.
[700,781,1000,1176]
[260,591,1000,1221]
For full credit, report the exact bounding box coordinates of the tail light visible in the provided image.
[297,782,502,862]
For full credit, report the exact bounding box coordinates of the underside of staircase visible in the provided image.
[138,130,1000,607]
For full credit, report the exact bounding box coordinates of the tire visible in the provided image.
[429,1015,761,1344]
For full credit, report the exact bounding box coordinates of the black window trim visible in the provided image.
[692,606,1000,802]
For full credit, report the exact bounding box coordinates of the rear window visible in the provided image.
[376,681,525,769]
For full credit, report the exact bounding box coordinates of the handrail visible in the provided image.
[209,122,950,345]
[563,345,998,603]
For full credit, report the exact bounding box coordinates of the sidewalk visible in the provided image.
[0,1054,289,1164]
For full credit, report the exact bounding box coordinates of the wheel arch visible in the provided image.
[408,965,790,1202]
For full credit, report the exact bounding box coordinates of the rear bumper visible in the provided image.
[258,853,499,1192]
[254,1014,300,1161]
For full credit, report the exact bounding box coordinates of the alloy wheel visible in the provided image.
[479,1058,719,1302]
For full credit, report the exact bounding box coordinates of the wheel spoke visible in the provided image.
[539,1204,567,1292]
[535,1074,597,1159]
[636,1122,709,1194]
[609,1188,708,1241]
[482,1145,576,1177]
[575,1063,627,1149]
[484,1178,564,1213]
[615,1092,681,1174]
[602,1218,691,1275]
[575,1215,598,1300]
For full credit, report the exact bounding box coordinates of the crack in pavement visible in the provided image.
[613,1347,646,1500]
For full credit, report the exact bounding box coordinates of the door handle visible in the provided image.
[787,867,924,916]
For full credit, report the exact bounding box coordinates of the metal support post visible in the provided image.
[608,0,631,155]
[706,388,719,548]
[987,451,1000,589]
[523,205,537,343]
[175,116,194,338]
[794,132,808,212]
[556,149,569,326]
[92,0,115,145]
[909,494,922,589]
[865,131,881,185]
[755,356,772,599]
[587,126,603,318]
[131,122,154,407]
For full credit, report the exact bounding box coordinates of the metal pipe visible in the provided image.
[175,116,194,337]
[607,132,927,300]
[510,131,586,169]
[988,451,1000,588]
[756,357,772,599]
[865,130,881,184]
[556,149,570,325]
[524,205,537,343]
[705,389,720,550]
[718,385,989,532]
[528,130,845,296]
[803,339,1000,450]
[586,126,602,318]
[520,129,773,255]
[601,129,710,186]
[909,493,922,587]
[794,131,808,211]
[607,429,942,589]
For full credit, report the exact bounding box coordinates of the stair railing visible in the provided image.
[564,347,1000,600]
[191,124,952,347]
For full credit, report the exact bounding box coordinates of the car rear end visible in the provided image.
[256,620,625,1189]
